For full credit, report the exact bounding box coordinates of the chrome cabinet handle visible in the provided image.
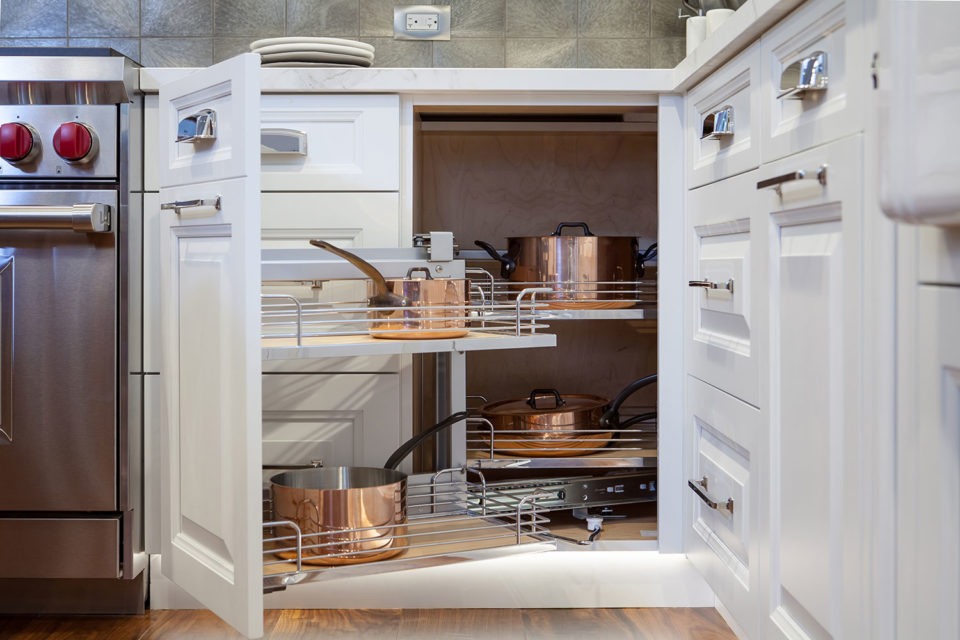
[160,196,221,214]
[756,164,827,194]
[176,108,217,143]
[778,51,828,100]
[701,105,734,140]
[688,278,734,293]
[261,128,308,156]
[0,203,111,232]
[688,477,734,516]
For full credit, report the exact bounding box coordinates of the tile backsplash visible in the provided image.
[0,0,686,68]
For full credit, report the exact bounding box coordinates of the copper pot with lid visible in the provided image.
[475,222,657,309]
[310,239,469,339]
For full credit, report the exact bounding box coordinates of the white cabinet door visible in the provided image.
[158,54,263,638]
[897,285,960,640]
[760,135,864,640]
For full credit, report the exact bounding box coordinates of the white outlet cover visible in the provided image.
[394,5,451,40]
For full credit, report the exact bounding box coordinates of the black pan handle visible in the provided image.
[474,240,516,279]
[383,411,469,471]
[599,374,658,430]
[635,242,658,279]
[525,388,566,409]
[553,222,595,237]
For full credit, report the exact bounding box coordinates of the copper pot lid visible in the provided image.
[481,389,608,417]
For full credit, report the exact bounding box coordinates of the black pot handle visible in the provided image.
[474,240,516,279]
[599,374,658,429]
[635,242,658,279]
[405,267,434,279]
[552,222,595,237]
[383,411,469,471]
[525,388,566,409]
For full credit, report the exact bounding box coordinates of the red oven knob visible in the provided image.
[53,122,98,163]
[0,122,40,163]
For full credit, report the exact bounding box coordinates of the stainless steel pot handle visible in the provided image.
[688,476,734,516]
[0,203,111,232]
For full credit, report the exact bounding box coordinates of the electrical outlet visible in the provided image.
[394,5,451,40]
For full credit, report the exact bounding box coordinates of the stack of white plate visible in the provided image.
[249,37,374,68]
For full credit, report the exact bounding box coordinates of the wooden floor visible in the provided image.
[0,608,736,639]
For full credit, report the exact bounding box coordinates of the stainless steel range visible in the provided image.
[0,49,144,614]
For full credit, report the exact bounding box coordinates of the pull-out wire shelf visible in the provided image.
[261,468,554,591]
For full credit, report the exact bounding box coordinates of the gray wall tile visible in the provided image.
[69,0,139,37]
[0,0,67,37]
[449,0,505,38]
[0,38,68,47]
[143,0,213,37]
[651,0,684,37]
[434,38,503,67]
[650,36,683,67]
[213,0,284,37]
[69,37,140,61]
[506,38,575,68]
[141,37,212,66]
[360,37,432,67]
[579,0,650,38]
[213,37,253,63]
[506,0,577,37]
[578,38,649,68]
[286,0,360,37]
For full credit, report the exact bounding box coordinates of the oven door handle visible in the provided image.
[0,203,111,232]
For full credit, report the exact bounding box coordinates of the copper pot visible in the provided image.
[310,240,469,339]
[475,222,656,309]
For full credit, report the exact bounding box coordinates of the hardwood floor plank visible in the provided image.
[398,608,525,640]
[270,609,402,639]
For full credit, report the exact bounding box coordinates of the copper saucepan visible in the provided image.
[475,222,657,309]
[478,374,658,457]
[270,411,468,565]
[310,239,469,339]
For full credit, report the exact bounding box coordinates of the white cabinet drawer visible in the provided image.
[261,192,401,250]
[686,375,761,639]
[917,226,960,286]
[686,169,764,407]
[687,42,761,188]
[760,0,866,162]
[260,94,400,192]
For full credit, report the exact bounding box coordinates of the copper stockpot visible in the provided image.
[475,222,656,309]
[310,239,469,339]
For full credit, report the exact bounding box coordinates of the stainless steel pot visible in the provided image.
[475,222,656,309]
[310,239,469,339]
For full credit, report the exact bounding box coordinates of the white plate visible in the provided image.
[261,61,372,67]
[252,42,374,59]
[249,36,375,53]
[260,51,373,66]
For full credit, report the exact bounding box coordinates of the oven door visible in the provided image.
[0,189,117,512]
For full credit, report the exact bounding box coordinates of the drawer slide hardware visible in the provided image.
[756,164,828,195]
[701,105,734,140]
[161,196,222,215]
[688,278,734,293]
[688,476,734,516]
[778,51,828,100]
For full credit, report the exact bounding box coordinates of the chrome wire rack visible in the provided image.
[261,468,554,591]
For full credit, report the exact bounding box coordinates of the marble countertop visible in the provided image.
[139,0,805,95]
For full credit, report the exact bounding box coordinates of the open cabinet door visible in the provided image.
[157,53,263,637]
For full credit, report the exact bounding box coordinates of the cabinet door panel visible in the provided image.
[260,192,400,250]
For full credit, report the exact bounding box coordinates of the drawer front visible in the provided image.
[687,41,762,188]
[260,192,400,250]
[260,94,400,192]
[760,0,865,162]
[686,375,761,638]
[917,226,960,286]
[686,169,764,407]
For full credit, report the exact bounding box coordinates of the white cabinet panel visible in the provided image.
[917,226,960,286]
[687,42,761,188]
[260,192,400,250]
[761,135,863,640]
[760,0,865,162]
[686,376,762,640]
[687,169,764,407]
[260,94,400,192]
[897,285,960,640]
[145,93,159,192]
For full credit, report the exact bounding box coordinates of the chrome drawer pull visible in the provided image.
[261,128,308,156]
[701,105,734,140]
[176,108,217,143]
[688,278,734,293]
[778,51,828,100]
[160,196,221,214]
[0,203,111,232]
[688,477,734,516]
[756,164,827,194]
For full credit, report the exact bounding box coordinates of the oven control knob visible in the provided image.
[53,122,98,163]
[0,122,40,163]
